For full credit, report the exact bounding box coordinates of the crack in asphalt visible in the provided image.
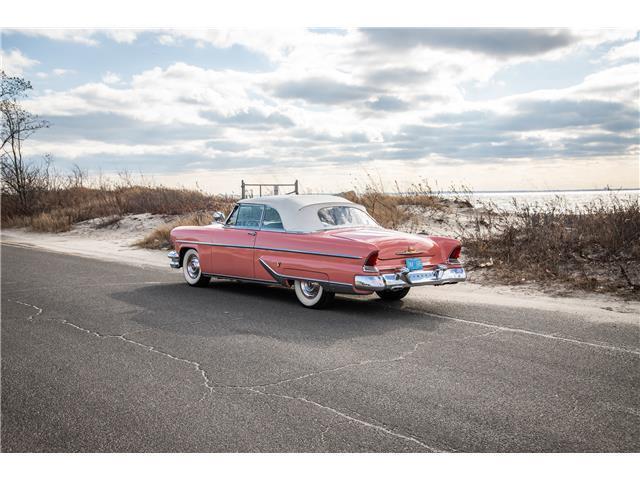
[12,300,43,321]
[8,297,447,452]
[240,328,503,391]
[112,334,217,401]
[53,319,217,400]
[239,386,444,452]
[319,423,332,446]
[452,328,502,342]
[245,340,430,390]
[9,299,218,400]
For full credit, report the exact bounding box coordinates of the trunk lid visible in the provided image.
[329,228,442,266]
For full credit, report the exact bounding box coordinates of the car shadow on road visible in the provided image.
[109,280,446,347]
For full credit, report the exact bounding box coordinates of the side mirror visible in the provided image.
[212,211,225,224]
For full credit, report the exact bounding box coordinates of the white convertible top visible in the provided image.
[237,194,370,232]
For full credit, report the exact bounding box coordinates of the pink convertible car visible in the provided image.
[168,195,466,308]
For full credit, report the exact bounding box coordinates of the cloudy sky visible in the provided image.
[1,28,638,193]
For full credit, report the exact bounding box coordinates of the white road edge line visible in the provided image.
[401,307,640,356]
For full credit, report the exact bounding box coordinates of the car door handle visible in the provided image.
[247,231,257,236]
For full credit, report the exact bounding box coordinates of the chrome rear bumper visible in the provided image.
[168,250,180,269]
[355,265,466,291]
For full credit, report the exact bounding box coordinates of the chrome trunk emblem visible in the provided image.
[396,245,423,255]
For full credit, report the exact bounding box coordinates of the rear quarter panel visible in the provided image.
[426,236,462,264]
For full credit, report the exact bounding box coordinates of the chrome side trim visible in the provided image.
[258,258,289,286]
[204,272,279,285]
[175,240,361,259]
[257,245,361,259]
[258,258,355,294]
[176,240,253,249]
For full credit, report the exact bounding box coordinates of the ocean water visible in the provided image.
[437,188,640,211]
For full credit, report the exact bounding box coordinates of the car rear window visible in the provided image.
[317,206,378,228]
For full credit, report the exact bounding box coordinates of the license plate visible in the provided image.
[405,258,423,271]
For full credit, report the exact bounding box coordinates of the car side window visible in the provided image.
[234,204,263,228]
[261,206,284,231]
[225,205,239,226]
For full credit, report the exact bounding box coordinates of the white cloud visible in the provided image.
[1,48,39,76]
[7,28,144,45]
[105,30,139,44]
[34,68,74,78]
[13,29,639,190]
[28,138,202,159]
[53,68,74,76]
[101,72,122,84]
[13,29,99,46]
[605,40,639,62]
[571,62,639,103]
[157,34,177,46]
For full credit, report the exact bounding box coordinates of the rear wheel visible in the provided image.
[376,287,410,301]
[182,249,210,287]
[294,280,335,308]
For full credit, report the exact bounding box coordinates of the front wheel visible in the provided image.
[376,287,410,301]
[182,249,210,287]
[294,280,335,308]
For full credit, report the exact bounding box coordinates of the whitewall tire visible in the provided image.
[182,249,210,287]
[294,279,335,308]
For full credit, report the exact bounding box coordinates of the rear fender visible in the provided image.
[427,236,462,263]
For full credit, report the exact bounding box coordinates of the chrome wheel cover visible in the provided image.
[299,280,320,299]
[186,254,200,279]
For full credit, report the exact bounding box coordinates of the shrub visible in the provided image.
[133,211,217,250]
[460,195,640,296]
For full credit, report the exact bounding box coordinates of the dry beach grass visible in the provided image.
[1,183,235,234]
[460,195,640,297]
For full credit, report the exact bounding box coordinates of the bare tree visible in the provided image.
[1,71,50,213]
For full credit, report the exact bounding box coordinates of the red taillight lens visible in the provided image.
[365,250,379,266]
[449,245,461,259]
[364,250,379,269]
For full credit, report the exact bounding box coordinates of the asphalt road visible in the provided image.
[1,244,639,452]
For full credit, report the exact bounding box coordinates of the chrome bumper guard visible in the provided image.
[355,265,466,291]
[168,250,180,269]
